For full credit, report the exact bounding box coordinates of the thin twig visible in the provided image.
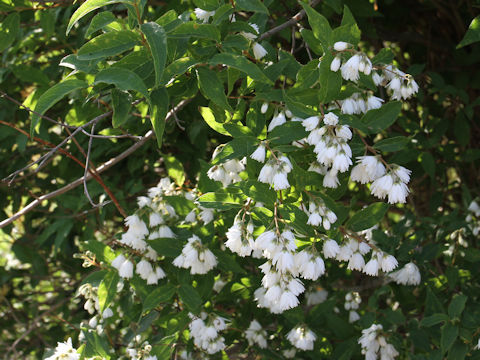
[0,99,192,229]
[258,0,322,41]
[83,121,100,207]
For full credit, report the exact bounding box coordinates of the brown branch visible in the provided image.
[258,0,323,41]
[0,99,192,229]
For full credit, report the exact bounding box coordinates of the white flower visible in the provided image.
[348,252,365,271]
[367,95,384,110]
[302,116,320,131]
[341,54,361,81]
[245,320,268,348]
[363,258,379,276]
[118,259,134,279]
[380,255,398,272]
[258,163,274,183]
[45,338,80,360]
[334,41,349,51]
[388,182,409,204]
[252,42,267,59]
[199,207,215,224]
[287,325,317,351]
[306,288,328,306]
[330,56,341,72]
[149,212,164,227]
[371,174,394,200]
[102,308,113,319]
[323,112,339,126]
[272,172,290,190]
[194,8,215,23]
[323,239,340,258]
[111,254,126,270]
[349,310,360,323]
[389,262,421,285]
[268,111,286,132]
[372,72,384,86]
[184,209,196,223]
[250,143,266,162]
[261,102,269,113]
[323,169,340,188]
[137,196,151,208]
[136,259,153,280]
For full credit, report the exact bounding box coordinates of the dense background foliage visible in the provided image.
[0,0,479,359]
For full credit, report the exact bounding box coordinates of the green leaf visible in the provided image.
[420,313,449,327]
[111,89,131,127]
[441,322,458,354]
[419,152,435,178]
[373,136,409,152]
[284,91,318,118]
[301,2,332,50]
[77,30,140,60]
[85,11,116,38]
[0,12,19,52]
[448,342,468,360]
[332,5,360,46]
[67,0,132,35]
[162,57,198,84]
[31,79,88,136]
[97,270,119,312]
[300,28,324,55]
[150,87,169,148]
[164,155,185,186]
[148,238,183,257]
[346,202,389,232]
[83,331,110,359]
[235,0,269,14]
[94,67,149,100]
[212,249,246,273]
[197,191,244,210]
[193,0,220,11]
[361,101,402,134]
[178,284,203,314]
[141,22,167,88]
[171,22,220,41]
[457,16,480,48]
[210,53,273,84]
[319,52,342,103]
[197,67,233,112]
[211,137,258,165]
[372,48,395,65]
[199,106,230,136]
[212,4,234,25]
[142,284,176,313]
[448,294,467,319]
[268,121,308,145]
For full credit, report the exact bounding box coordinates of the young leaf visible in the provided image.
[85,11,116,38]
[31,79,88,136]
[457,16,480,48]
[346,202,389,232]
[94,67,150,100]
[67,0,132,35]
[199,106,231,136]
[150,87,169,148]
[77,30,140,60]
[197,67,233,112]
[97,270,119,312]
[140,22,167,88]
[111,89,131,127]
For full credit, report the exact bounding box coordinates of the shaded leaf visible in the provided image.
[141,22,167,88]
[346,202,389,232]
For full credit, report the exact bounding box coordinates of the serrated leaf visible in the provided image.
[301,3,332,50]
[0,12,19,52]
[31,79,88,136]
[361,101,402,134]
[111,89,131,127]
[235,0,269,14]
[141,22,167,88]
[373,136,409,152]
[150,87,169,148]
[171,22,220,41]
[441,323,458,354]
[178,284,203,314]
[420,313,449,327]
[197,191,244,210]
[164,155,185,186]
[199,106,230,136]
[332,5,360,45]
[346,202,389,232]
[197,67,233,112]
[77,30,140,60]
[210,53,273,84]
[372,48,394,65]
[94,67,149,100]
[85,11,116,38]
[98,270,119,312]
[457,16,480,48]
[67,0,132,35]
[142,284,176,313]
[318,52,342,103]
[268,121,308,145]
[448,294,467,319]
[211,136,257,165]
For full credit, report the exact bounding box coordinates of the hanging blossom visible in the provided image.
[306,287,328,306]
[258,152,293,191]
[340,92,384,115]
[300,198,338,230]
[466,200,480,236]
[389,262,421,285]
[302,112,352,188]
[194,8,215,23]
[344,291,362,323]
[238,22,267,59]
[358,324,399,360]
[173,235,217,274]
[45,338,80,360]
[286,325,317,351]
[384,65,419,100]
[225,210,260,257]
[329,41,372,82]
[245,320,268,348]
[188,312,227,354]
[207,146,246,186]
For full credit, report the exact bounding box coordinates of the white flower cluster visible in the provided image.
[78,283,99,315]
[225,216,258,257]
[358,324,399,360]
[306,288,328,306]
[302,112,352,188]
[286,325,317,351]
[467,200,480,236]
[384,65,419,100]
[300,199,338,230]
[258,153,293,190]
[189,312,227,354]
[45,338,80,360]
[330,41,372,82]
[173,235,217,274]
[207,147,245,186]
[340,92,384,115]
[245,320,268,348]
[345,291,361,323]
[194,8,215,23]
[323,237,398,276]
[389,262,421,285]
[238,23,267,60]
